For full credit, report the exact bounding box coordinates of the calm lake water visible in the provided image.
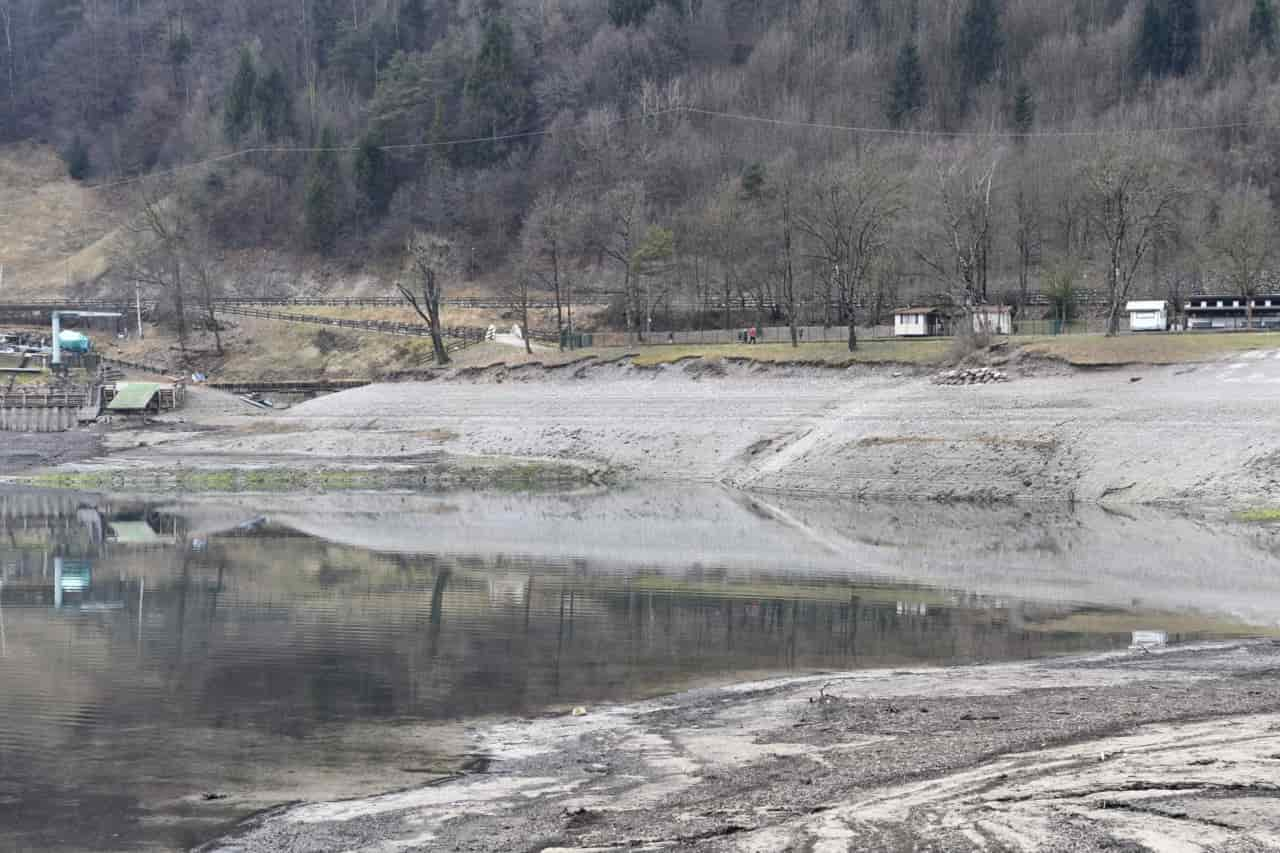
[1,486,1276,852]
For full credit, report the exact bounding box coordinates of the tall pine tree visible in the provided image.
[353,132,395,219]
[224,47,258,142]
[253,66,294,142]
[1167,0,1201,76]
[304,128,342,252]
[462,10,529,164]
[1251,0,1277,55]
[1012,79,1035,135]
[608,0,656,27]
[958,0,1003,88]
[1134,0,1169,79]
[887,41,925,128]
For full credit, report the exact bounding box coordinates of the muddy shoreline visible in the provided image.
[14,356,1280,851]
[203,641,1280,852]
[17,352,1280,508]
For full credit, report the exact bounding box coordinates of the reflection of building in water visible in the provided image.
[0,493,187,610]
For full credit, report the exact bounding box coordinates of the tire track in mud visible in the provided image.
[730,714,1280,852]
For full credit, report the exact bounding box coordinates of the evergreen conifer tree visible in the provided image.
[608,0,657,27]
[1012,79,1035,135]
[304,128,342,251]
[1134,0,1169,79]
[354,132,395,219]
[253,66,294,142]
[1167,0,1201,76]
[224,46,258,142]
[63,134,90,181]
[887,40,926,128]
[1251,0,1277,54]
[958,0,1003,88]
[463,11,528,163]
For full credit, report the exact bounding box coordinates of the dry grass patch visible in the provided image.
[1025,610,1276,638]
[0,143,116,294]
[1021,332,1280,366]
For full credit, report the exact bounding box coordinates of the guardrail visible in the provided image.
[100,356,176,377]
[212,304,491,344]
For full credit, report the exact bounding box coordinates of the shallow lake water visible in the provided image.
[1,486,1277,852]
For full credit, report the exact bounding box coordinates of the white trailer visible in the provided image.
[1126,300,1169,332]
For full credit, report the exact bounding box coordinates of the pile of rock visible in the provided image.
[932,367,1010,386]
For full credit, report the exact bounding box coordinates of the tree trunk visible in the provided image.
[623,265,634,339]
[552,243,564,349]
[173,258,187,357]
[426,284,449,365]
[781,188,798,348]
[522,281,533,355]
[566,274,574,349]
[722,271,732,333]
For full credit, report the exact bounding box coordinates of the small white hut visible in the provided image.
[972,305,1013,336]
[1126,300,1169,332]
[894,307,947,337]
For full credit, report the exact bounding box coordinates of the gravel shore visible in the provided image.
[205,641,1280,853]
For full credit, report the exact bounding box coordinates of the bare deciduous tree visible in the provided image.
[1210,184,1275,330]
[780,181,799,347]
[112,180,198,357]
[1081,140,1188,336]
[795,153,906,351]
[521,187,578,348]
[505,263,535,355]
[400,233,455,365]
[1012,159,1044,310]
[917,144,1002,336]
[596,180,647,339]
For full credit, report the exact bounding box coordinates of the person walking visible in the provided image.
[748,326,757,344]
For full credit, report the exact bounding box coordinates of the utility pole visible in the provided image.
[135,281,144,339]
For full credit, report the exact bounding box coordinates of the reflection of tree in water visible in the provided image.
[2,529,1127,743]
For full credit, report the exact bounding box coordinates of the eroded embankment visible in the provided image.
[203,641,1280,853]
[21,350,1280,508]
[239,354,1280,507]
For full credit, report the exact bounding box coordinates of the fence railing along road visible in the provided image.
[211,304,491,349]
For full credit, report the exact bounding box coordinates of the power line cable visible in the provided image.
[67,104,1271,193]
[681,107,1262,138]
[79,108,678,192]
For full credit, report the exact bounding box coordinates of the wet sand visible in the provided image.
[0,429,100,473]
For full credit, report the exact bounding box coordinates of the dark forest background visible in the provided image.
[4,0,1280,333]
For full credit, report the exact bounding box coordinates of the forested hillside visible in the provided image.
[3,0,1280,338]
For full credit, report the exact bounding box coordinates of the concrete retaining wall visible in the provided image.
[0,406,77,432]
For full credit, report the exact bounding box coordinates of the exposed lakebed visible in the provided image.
[0,485,1275,852]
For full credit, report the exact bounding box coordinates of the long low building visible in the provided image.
[1185,295,1280,330]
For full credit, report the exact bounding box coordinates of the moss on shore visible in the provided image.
[22,456,609,494]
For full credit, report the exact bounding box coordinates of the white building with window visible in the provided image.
[1126,300,1169,332]
[972,305,1013,336]
[894,307,946,337]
